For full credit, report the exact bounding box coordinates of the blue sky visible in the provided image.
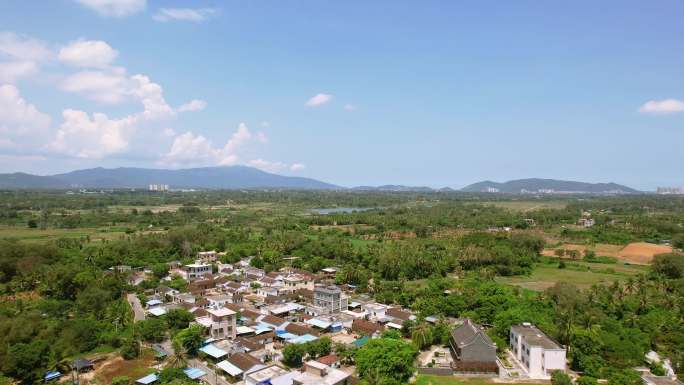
[0,0,682,190]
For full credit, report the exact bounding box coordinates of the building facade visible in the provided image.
[510,323,566,379]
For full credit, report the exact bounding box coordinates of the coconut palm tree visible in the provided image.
[411,323,433,350]
[166,341,188,369]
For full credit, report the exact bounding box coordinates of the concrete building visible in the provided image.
[291,361,351,385]
[510,323,566,379]
[197,251,218,263]
[185,262,212,281]
[198,307,237,340]
[307,285,348,316]
[283,273,315,292]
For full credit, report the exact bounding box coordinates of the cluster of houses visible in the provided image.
[103,250,681,385]
[135,251,422,384]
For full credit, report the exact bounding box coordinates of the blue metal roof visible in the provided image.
[135,373,158,384]
[44,371,61,381]
[183,368,206,380]
[199,344,228,359]
[290,334,318,344]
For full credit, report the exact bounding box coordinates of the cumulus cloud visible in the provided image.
[0,60,38,83]
[75,0,146,17]
[153,8,219,22]
[161,123,260,166]
[47,109,134,158]
[0,85,52,149]
[0,32,51,61]
[58,39,118,68]
[178,99,207,112]
[130,74,175,119]
[639,99,684,115]
[60,70,128,104]
[306,93,333,107]
[0,32,52,84]
[290,163,306,171]
[162,127,176,137]
[248,158,287,173]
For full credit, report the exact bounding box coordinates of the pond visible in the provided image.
[310,207,375,214]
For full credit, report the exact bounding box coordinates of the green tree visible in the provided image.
[551,371,573,385]
[411,323,433,350]
[174,325,204,356]
[283,343,305,367]
[355,337,418,385]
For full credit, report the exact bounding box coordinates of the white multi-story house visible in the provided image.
[362,303,389,321]
[185,262,212,281]
[197,307,237,340]
[510,323,566,379]
[306,285,348,316]
[207,294,234,309]
[283,273,315,292]
[197,251,218,263]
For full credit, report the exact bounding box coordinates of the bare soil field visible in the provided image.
[617,242,672,264]
[543,242,673,265]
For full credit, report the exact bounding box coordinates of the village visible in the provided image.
[35,249,677,385]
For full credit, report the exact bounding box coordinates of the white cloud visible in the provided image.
[0,32,51,62]
[163,127,176,137]
[290,163,306,171]
[60,70,128,104]
[0,85,52,149]
[0,60,38,83]
[343,103,356,111]
[160,123,275,167]
[0,32,52,84]
[160,131,223,165]
[639,99,684,115]
[60,70,175,119]
[130,74,174,119]
[248,158,287,173]
[153,8,219,22]
[47,109,134,158]
[75,0,146,17]
[306,93,333,107]
[58,39,118,68]
[178,99,207,112]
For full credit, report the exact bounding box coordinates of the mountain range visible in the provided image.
[0,167,640,193]
[0,166,338,190]
[460,178,638,194]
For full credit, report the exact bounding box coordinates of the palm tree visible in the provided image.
[411,323,433,350]
[167,341,188,369]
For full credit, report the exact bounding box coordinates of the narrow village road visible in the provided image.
[126,293,146,322]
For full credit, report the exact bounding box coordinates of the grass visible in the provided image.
[0,225,127,243]
[415,375,541,385]
[496,261,647,291]
[481,200,567,212]
[94,350,156,385]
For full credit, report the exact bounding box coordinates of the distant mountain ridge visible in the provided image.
[461,178,638,194]
[0,168,639,193]
[0,166,338,190]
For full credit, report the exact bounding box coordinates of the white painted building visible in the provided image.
[185,262,212,281]
[510,323,566,379]
[197,307,237,340]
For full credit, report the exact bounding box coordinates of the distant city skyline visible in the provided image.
[0,0,683,190]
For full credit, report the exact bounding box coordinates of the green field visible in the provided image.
[481,200,567,212]
[415,375,541,385]
[496,261,647,290]
[0,225,127,243]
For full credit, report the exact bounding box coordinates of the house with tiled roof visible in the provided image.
[352,319,384,336]
[450,318,497,372]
